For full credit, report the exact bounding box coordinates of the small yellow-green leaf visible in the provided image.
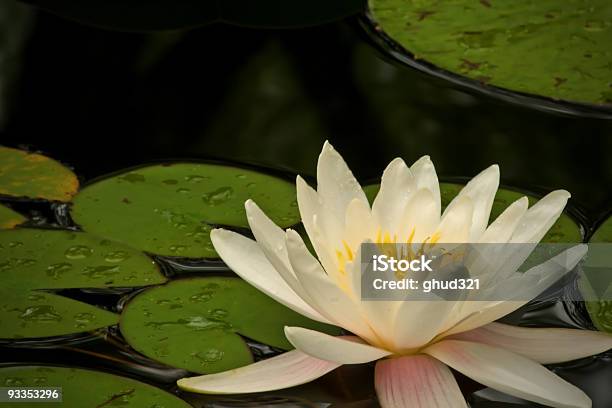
[0,146,79,202]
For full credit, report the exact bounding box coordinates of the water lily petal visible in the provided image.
[425,340,590,408]
[285,229,377,343]
[401,188,440,243]
[393,294,459,352]
[346,243,398,348]
[410,156,441,218]
[443,244,587,336]
[177,350,340,394]
[244,199,329,323]
[245,200,306,297]
[210,229,326,323]
[451,322,612,364]
[245,199,294,279]
[316,141,369,225]
[296,174,322,239]
[447,165,499,241]
[375,355,468,408]
[434,196,474,244]
[285,327,391,364]
[510,190,570,244]
[372,158,414,235]
[344,198,376,249]
[479,196,529,243]
[296,175,341,274]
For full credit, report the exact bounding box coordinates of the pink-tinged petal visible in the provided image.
[448,164,499,242]
[372,158,414,234]
[375,355,467,408]
[451,322,612,364]
[316,141,369,224]
[410,156,441,218]
[177,350,340,394]
[210,229,326,323]
[425,340,591,408]
[284,327,391,364]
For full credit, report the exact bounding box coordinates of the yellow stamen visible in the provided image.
[342,240,354,261]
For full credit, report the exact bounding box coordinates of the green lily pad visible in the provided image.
[0,365,191,408]
[369,0,612,106]
[71,163,300,259]
[583,215,612,332]
[120,277,341,374]
[363,182,582,243]
[0,204,25,229]
[0,229,166,339]
[0,146,79,202]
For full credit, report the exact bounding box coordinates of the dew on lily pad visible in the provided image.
[71,163,300,259]
[368,0,612,107]
[0,146,79,202]
[0,365,191,408]
[120,277,341,374]
[0,203,25,229]
[0,229,166,339]
[363,182,583,243]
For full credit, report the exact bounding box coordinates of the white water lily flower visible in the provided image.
[178,142,612,408]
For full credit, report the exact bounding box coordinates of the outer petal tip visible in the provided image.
[295,175,311,190]
[488,164,500,176]
[209,228,227,240]
[552,189,571,200]
[285,228,301,242]
[244,198,256,210]
[415,155,432,164]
